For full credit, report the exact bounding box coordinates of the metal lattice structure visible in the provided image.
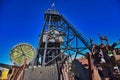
[32,9,91,66]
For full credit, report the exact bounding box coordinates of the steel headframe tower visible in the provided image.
[32,9,91,67]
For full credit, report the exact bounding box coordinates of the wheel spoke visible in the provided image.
[20,45,24,53]
[25,54,33,59]
[14,49,22,54]
[13,54,23,60]
[25,48,33,54]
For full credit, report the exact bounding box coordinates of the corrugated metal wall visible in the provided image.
[22,66,58,80]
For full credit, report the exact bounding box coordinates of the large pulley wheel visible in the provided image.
[10,43,35,66]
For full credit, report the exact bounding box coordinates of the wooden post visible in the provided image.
[88,52,93,80]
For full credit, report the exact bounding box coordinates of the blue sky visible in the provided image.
[0,0,120,64]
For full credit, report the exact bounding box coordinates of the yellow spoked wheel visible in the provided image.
[10,43,35,66]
